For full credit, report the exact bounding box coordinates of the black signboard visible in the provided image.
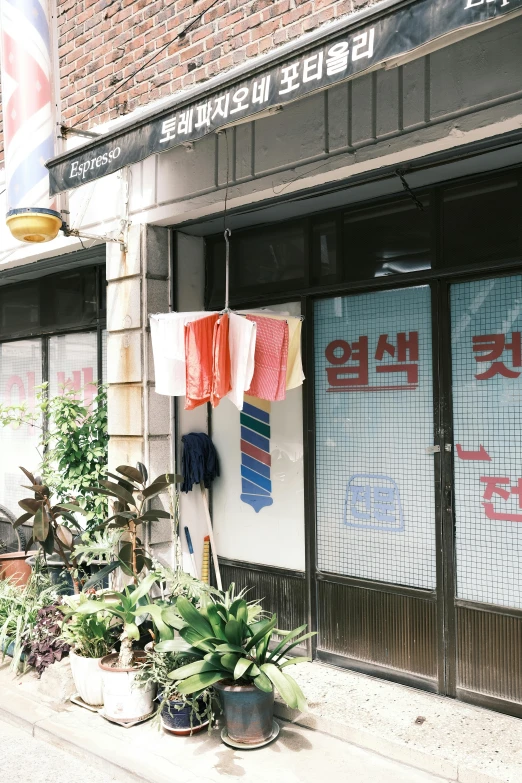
[47,0,522,195]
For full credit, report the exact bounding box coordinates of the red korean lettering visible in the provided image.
[480,475,522,522]
[325,337,369,387]
[473,332,521,380]
[375,331,419,385]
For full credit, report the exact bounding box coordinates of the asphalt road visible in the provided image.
[0,718,120,782]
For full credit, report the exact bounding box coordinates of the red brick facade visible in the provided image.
[0,0,371,168]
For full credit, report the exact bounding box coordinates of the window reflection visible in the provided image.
[344,199,432,280]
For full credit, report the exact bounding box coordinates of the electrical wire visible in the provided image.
[71,0,224,130]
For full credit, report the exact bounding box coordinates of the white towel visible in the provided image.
[150,312,217,396]
[226,312,257,410]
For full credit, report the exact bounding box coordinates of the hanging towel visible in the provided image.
[226,312,257,411]
[184,314,219,410]
[150,312,217,396]
[239,310,305,390]
[211,313,232,408]
[245,315,289,401]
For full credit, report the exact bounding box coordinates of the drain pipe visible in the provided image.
[0,0,62,243]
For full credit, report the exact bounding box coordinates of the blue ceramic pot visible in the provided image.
[214,680,274,744]
[160,695,208,735]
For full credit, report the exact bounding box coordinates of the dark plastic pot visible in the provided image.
[214,681,274,744]
[2,640,25,660]
[160,694,208,735]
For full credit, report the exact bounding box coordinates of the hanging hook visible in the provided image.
[224,227,231,312]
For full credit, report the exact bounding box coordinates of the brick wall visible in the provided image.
[0,0,372,170]
[58,0,371,129]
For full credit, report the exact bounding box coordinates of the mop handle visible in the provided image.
[200,482,223,591]
[184,526,198,579]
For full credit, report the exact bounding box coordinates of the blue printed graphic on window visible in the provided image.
[345,474,404,532]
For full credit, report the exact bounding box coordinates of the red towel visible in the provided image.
[211,313,232,408]
[184,314,219,410]
[245,315,289,401]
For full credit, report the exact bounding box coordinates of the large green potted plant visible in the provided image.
[165,588,315,745]
[59,594,117,707]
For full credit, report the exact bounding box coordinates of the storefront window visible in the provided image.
[442,177,520,268]
[311,219,337,283]
[0,339,43,514]
[49,332,99,403]
[451,274,522,609]
[314,286,436,588]
[343,199,432,281]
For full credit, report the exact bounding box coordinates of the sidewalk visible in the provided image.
[0,659,520,783]
[0,661,446,783]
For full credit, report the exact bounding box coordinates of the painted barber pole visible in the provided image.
[0,0,62,242]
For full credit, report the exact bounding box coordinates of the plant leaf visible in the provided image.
[282,671,307,712]
[280,656,312,668]
[253,672,272,692]
[13,512,32,529]
[81,560,119,591]
[244,615,277,652]
[215,643,245,654]
[19,466,36,485]
[116,465,145,485]
[155,639,194,654]
[18,498,41,515]
[224,619,243,647]
[176,596,214,639]
[267,624,307,661]
[139,509,171,521]
[56,502,89,515]
[220,653,240,672]
[260,663,297,708]
[206,605,228,641]
[169,659,222,680]
[270,632,317,661]
[33,505,49,541]
[125,622,140,641]
[99,480,136,507]
[42,525,55,556]
[175,671,224,695]
[234,657,253,680]
[55,524,73,549]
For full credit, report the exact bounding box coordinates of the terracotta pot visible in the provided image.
[214,680,274,744]
[99,652,155,721]
[0,551,31,586]
[70,649,104,707]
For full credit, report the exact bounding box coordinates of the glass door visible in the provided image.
[314,285,439,686]
[450,274,522,711]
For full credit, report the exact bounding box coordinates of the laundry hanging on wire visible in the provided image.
[149,231,304,411]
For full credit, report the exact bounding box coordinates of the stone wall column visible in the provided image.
[106,224,174,562]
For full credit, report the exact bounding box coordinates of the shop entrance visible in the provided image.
[314,273,522,713]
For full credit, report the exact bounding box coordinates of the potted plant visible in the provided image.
[75,572,164,721]
[59,594,117,707]
[166,588,315,745]
[0,566,59,672]
[135,644,217,735]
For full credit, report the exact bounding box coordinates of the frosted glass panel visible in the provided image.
[49,332,99,403]
[452,275,522,609]
[0,339,42,515]
[315,286,436,589]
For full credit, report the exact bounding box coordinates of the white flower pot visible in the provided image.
[69,649,104,707]
[99,652,155,721]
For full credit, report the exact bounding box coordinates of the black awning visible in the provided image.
[46,0,522,196]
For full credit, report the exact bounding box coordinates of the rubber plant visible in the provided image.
[13,467,86,593]
[157,589,316,711]
[82,464,181,589]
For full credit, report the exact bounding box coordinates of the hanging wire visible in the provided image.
[395,168,425,212]
[223,128,231,312]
